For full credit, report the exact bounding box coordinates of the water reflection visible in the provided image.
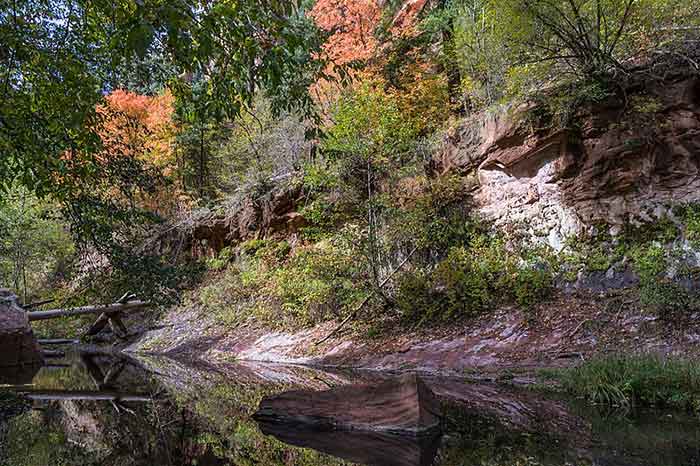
[17,351,157,407]
[0,348,698,466]
[257,422,441,466]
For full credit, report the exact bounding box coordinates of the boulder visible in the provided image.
[253,373,441,436]
[0,289,43,375]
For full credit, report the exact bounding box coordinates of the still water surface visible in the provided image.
[1,348,699,466]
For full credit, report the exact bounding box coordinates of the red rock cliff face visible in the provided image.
[432,73,700,249]
[0,289,43,370]
[185,182,307,258]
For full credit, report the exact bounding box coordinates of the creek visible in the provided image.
[0,347,698,466]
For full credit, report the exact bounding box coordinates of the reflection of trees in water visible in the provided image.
[4,383,225,465]
[3,354,355,466]
[3,353,700,466]
[434,399,700,466]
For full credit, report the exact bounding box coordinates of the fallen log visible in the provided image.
[27,301,148,322]
[38,339,80,345]
[18,389,156,403]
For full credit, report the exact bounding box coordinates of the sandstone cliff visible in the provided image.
[433,72,700,251]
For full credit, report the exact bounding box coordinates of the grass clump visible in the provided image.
[552,354,700,412]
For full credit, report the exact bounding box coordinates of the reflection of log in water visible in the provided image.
[18,390,156,403]
[258,421,441,466]
[38,339,80,345]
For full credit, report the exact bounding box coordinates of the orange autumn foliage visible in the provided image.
[309,0,434,114]
[98,89,176,176]
[310,0,383,65]
[90,89,184,214]
[390,0,429,37]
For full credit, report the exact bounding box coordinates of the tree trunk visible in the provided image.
[27,301,148,322]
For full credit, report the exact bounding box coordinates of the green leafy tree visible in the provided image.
[0,185,74,302]
[413,0,699,109]
[1,0,330,241]
[322,81,419,297]
[497,0,698,86]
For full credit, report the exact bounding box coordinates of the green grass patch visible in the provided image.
[549,354,700,412]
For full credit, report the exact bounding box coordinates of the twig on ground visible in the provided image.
[314,247,418,346]
[568,319,592,338]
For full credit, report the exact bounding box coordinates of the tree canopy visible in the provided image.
[0,0,328,198]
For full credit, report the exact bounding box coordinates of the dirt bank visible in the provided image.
[128,290,700,377]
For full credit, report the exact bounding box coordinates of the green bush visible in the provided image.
[395,270,440,323]
[622,217,679,246]
[396,236,554,325]
[206,247,234,271]
[679,203,700,247]
[255,240,291,263]
[301,161,340,192]
[434,245,492,318]
[513,265,553,308]
[388,175,477,255]
[267,242,366,325]
[300,197,345,241]
[630,244,695,316]
[240,239,269,255]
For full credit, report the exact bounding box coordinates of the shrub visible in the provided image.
[395,270,440,324]
[387,174,477,257]
[240,239,269,255]
[301,161,340,192]
[513,265,553,308]
[300,197,345,241]
[396,236,554,325]
[630,244,695,316]
[433,245,492,318]
[206,247,234,271]
[255,240,291,264]
[679,203,700,248]
[622,218,679,246]
[267,242,366,325]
